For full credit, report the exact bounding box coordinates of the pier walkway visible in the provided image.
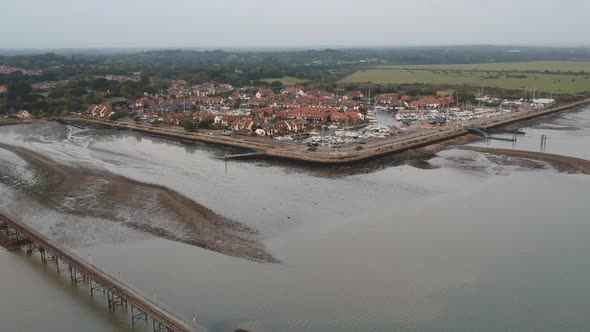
[224,152,267,160]
[464,126,517,141]
[0,213,202,332]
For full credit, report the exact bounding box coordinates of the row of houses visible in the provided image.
[275,107,364,124]
[0,65,42,76]
[129,92,366,115]
[87,99,365,136]
[256,87,364,100]
[376,94,455,109]
[166,82,235,97]
[227,117,306,136]
[87,103,114,118]
[137,108,309,136]
[105,73,141,82]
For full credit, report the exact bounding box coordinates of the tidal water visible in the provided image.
[472,106,590,159]
[1,107,590,332]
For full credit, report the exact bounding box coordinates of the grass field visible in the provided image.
[375,61,590,73]
[35,91,49,97]
[261,76,308,85]
[340,62,590,93]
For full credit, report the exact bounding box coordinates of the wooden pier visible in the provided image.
[0,213,202,332]
[224,152,267,160]
[464,126,518,142]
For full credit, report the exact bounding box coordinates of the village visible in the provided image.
[81,80,558,148]
[0,65,43,76]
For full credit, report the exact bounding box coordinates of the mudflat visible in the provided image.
[0,142,276,263]
[458,146,590,175]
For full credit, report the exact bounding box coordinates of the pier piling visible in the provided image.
[540,135,548,152]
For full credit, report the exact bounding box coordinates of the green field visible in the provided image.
[261,76,308,85]
[340,62,590,93]
[35,91,49,97]
[375,61,590,73]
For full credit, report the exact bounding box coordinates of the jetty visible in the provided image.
[0,213,202,332]
[464,126,517,141]
[224,152,267,160]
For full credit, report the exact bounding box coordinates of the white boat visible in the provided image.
[334,129,347,137]
[308,130,320,136]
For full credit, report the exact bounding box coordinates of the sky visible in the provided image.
[1,0,589,49]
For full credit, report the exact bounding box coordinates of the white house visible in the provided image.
[532,98,556,108]
[17,110,31,120]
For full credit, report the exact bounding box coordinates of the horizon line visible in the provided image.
[1,43,590,52]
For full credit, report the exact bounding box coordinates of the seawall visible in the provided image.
[64,98,590,165]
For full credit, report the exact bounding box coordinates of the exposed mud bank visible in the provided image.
[458,146,590,175]
[0,143,276,263]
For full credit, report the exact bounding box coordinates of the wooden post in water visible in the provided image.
[224,154,228,174]
[540,135,547,152]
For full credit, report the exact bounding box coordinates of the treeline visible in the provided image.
[0,76,167,117]
[0,52,65,69]
[4,46,590,87]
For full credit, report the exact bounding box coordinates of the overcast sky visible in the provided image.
[1,0,589,48]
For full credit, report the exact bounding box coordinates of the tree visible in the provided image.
[32,109,46,118]
[454,91,476,104]
[48,84,66,98]
[109,111,125,121]
[7,81,32,100]
[70,87,87,97]
[90,78,109,90]
[196,118,214,129]
[270,80,283,89]
[152,77,170,91]
[180,120,196,132]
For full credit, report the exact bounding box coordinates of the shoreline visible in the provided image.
[0,120,30,126]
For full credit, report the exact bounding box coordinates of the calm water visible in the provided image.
[1,107,590,332]
[472,107,590,159]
